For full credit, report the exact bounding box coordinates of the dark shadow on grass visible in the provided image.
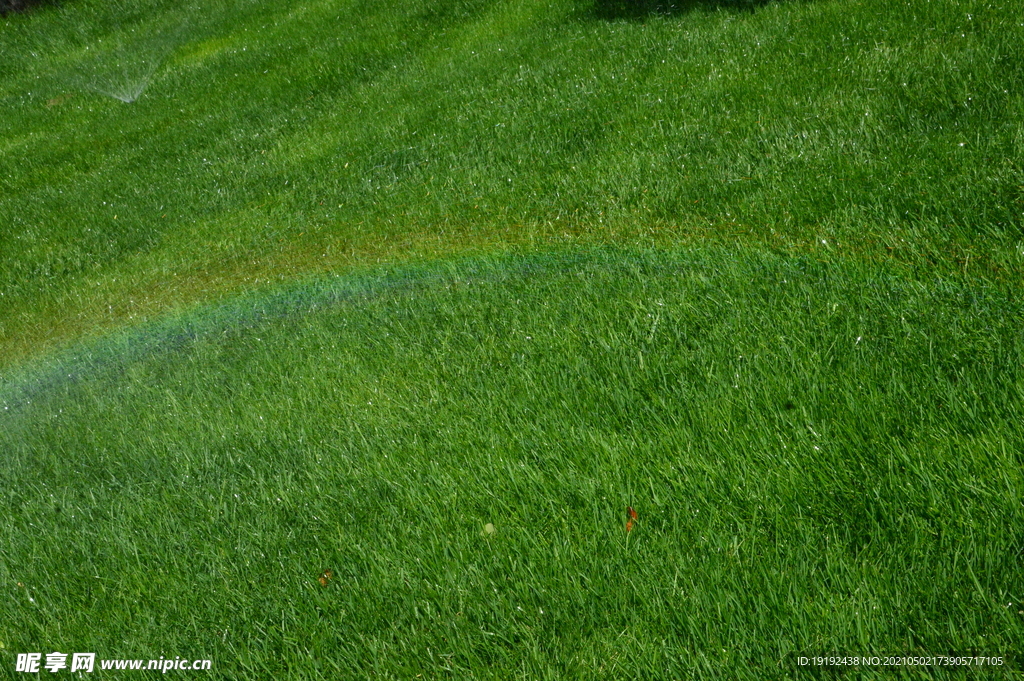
[592,0,775,20]
[0,0,63,16]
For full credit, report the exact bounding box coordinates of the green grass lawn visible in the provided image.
[2,0,1023,677]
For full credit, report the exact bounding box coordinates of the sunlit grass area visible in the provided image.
[2,0,1022,362]
[2,0,1024,677]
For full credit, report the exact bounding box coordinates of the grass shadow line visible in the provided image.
[590,0,781,21]
[0,0,63,16]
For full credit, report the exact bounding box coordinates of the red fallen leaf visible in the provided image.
[46,94,73,107]
[626,506,637,532]
[318,569,334,587]
[627,506,638,520]
[626,518,634,532]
